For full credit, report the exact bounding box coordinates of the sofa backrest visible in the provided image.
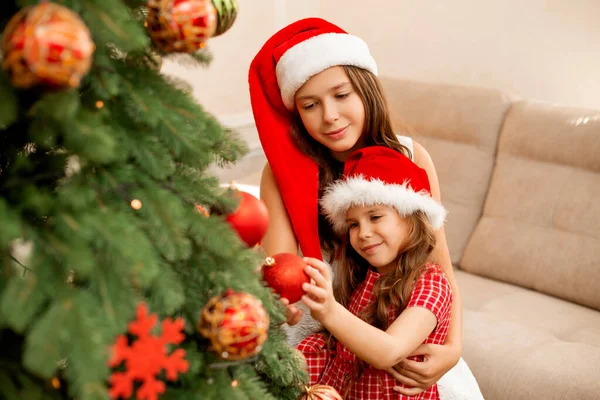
[380,78,512,264]
[460,100,600,311]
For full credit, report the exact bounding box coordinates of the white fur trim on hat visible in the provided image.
[276,33,378,110]
[320,176,447,233]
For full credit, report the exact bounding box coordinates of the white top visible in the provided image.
[397,135,414,161]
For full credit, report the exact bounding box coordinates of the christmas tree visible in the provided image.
[0,1,306,399]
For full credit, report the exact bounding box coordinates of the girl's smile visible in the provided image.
[324,125,349,140]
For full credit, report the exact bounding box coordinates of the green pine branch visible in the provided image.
[0,0,305,398]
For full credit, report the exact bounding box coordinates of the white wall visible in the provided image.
[162,0,600,129]
[323,0,600,109]
[160,0,277,122]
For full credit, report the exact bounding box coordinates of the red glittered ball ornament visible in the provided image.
[198,289,269,361]
[1,3,95,89]
[225,190,269,248]
[261,253,309,304]
[146,0,217,53]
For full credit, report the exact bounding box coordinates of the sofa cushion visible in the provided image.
[460,100,600,310]
[457,270,600,400]
[380,78,512,263]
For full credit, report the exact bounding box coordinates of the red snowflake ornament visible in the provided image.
[108,303,189,400]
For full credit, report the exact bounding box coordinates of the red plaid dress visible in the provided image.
[298,264,452,400]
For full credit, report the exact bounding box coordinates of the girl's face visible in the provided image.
[294,66,366,161]
[346,205,409,274]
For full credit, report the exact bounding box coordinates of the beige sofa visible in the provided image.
[380,77,600,400]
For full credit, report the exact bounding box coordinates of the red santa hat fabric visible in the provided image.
[320,146,447,233]
[248,18,378,260]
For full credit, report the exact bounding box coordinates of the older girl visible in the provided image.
[249,17,482,398]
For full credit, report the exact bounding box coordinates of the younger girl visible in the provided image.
[299,145,451,399]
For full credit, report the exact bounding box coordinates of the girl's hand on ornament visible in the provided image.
[280,297,304,326]
[301,257,336,322]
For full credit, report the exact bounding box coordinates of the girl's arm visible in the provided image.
[323,302,437,370]
[260,163,299,256]
[260,163,304,325]
[302,258,449,370]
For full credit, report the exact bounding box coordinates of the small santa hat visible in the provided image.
[249,18,378,260]
[320,146,447,234]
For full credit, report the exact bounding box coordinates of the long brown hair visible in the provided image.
[290,66,414,256]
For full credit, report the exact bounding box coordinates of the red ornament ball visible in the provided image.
[1,3,95,89]
[299,384,344,400]
[225,189,269,248]
[198,289,269,361]
[146,0,217,53]
[261,253,310,304]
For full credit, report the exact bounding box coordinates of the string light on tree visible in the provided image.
[51,377,61,390]
[195,203,209,217]
[130,199,142,210]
